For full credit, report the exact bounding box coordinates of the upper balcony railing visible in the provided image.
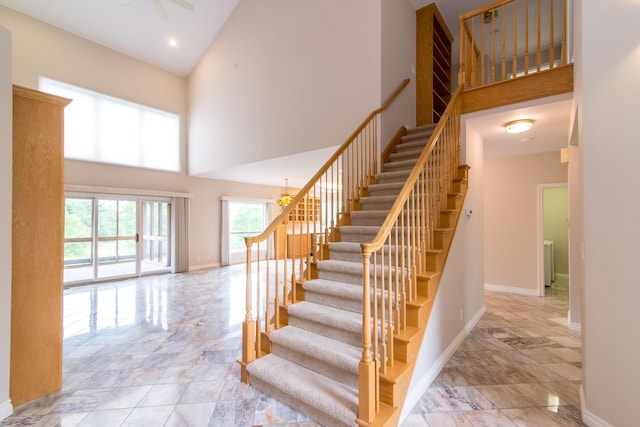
[459,0,569,90]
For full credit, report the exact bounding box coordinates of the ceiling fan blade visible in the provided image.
[151,0,168,19]
[168,0,194,10]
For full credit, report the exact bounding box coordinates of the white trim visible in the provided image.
[188,262,220,271]
[555,273,570,280]
[399,304,486,425]
[568,310,582,332]
[484,283,539,296]
[0,399,13,421]
[580,385,615,427]
[65,184,191,199]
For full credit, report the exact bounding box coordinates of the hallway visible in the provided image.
[1,269,583,426]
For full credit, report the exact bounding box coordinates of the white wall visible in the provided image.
[401,122,485,422]
[380,0,416,146]
[484,152,567,293]
[0,24,12,421]
[579,0,640,425]
[0,6,283,270]
[188,0,382,177]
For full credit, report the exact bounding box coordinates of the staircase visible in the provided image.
[246,124,469,426]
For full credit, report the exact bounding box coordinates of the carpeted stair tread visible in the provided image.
[366,182,405,196]
[375,170,411,184]
[269,325,361,374]
[288,301,363,334]
[383,158,419,172]
[390,148,423,162]
[405,123,437,135]
[350,210,390,226]
[303,278,364,302]
[395,139,429,152]
[246,354,358,426]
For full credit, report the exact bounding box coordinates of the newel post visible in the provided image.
[241,242,255,384]
[358,248,376,424]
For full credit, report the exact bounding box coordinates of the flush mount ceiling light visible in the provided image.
[504,119,534,134]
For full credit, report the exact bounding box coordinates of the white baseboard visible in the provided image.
[399,304,486,424]
[580,385,614,427]
[484,283,539,296]
[0,399,13,421]
[567,310,582,332]
[555,273,569,279]
[188,262,220,271]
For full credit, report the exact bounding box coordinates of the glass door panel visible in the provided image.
[97,199,137,279]
[141,201,171,274]
[63,198,94,283]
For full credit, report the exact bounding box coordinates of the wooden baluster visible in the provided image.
[359,250,375,424]
[525,0,530,75]
[256,247,262,358]
[481,15,486,85]
[491,9,496,83]
[562,0,567,64]
[537,0,541,72]
[513,0,518,78]
[459,18,466,88]
[265,246,271,334]
[388,231,395,367]
[274,230,280,328]
[549,0,554,68]
[501,5,506,80]
[471,18,478,87]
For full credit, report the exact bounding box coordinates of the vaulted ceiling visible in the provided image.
[0,0,571,186]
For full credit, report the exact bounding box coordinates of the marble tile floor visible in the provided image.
[1,267,583,427]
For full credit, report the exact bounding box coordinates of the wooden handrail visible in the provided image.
[244,78,410,247]
[240,78,411,390]
[361,86,462,254]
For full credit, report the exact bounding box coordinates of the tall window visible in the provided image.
[39,77,180,172]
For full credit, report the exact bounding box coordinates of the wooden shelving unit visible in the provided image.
[416,2,453,126]
[278,196,321,259]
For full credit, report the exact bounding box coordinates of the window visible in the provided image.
[39,77,180,172]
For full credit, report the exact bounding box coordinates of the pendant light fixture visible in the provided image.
[277,178,292,207]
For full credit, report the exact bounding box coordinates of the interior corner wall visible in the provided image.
[484,152,567,293]
[0,24,13,421]
[187,0,382,177]
[400,122,485,423]
[580,0,640,425]
[380,0,416,147]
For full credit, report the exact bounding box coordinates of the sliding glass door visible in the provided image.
[141,201,171,274]
[64,195,172,286]
[96,199,137,280]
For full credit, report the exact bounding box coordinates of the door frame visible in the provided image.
[537,182,568,296]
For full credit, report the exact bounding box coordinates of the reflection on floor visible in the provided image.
[1,269,583,426]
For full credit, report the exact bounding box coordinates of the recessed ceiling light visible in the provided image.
[504,119,534,134]
[168,38,178,48]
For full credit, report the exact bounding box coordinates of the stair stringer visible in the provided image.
[367,165,470,427]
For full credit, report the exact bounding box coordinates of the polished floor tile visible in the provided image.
[0,268,583,426]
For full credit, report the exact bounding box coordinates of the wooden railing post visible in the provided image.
[240,243,255,384]
[358,249,376,424]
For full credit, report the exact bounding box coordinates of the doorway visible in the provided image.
[538,183,569,296]
[64,195,172,285]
